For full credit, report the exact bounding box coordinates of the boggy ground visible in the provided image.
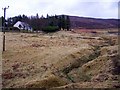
[2,29,120,89]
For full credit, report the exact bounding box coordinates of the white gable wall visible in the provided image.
[13,21,33,31]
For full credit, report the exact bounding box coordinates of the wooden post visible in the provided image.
[2,6,9,51]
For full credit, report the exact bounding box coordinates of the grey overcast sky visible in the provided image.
[0,0,119,19]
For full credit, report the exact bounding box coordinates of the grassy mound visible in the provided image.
[50,81,120,89]
[25,74,67,88]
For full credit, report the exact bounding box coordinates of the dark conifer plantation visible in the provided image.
[6,14,71,32]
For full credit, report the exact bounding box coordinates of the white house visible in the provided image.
[13,21,33,31]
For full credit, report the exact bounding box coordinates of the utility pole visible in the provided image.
[2,6,9,51]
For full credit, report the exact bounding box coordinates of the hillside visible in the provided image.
[6,15,119,31]
[69,16,119,29]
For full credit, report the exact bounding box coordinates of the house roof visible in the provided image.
[13,21,32,30]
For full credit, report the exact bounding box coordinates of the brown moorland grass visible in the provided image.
[2,29,119,88]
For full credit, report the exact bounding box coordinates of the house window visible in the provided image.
[18,24,22,29]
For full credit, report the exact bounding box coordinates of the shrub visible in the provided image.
[42,26,59,33]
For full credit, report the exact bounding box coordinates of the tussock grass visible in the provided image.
[50,81,120,89]
[81,55,109,76]
[50,48,94,73]
[3,30,119,88]
[25,74,67,88]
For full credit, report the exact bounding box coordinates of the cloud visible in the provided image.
[0,0,119,19]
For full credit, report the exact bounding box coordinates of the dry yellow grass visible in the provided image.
[2,31,92,87]
[24,74,67,88]
[0,32,3,89]
[50,81,120,89]
[2,30,119,88]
